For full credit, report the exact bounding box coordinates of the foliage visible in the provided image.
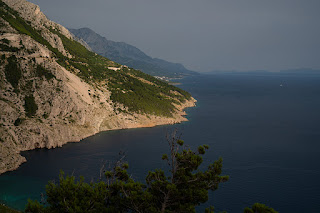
[4,55,21,89]
[0,38,19,52]
[24,95,38,117]
[50,29,191,117]
[25,133,229,212]
[0,204,21,213]
[0,0,191,116]
[243,203,278,213]
[49,28,111,82]
[35,65,55,81]
[1,38,10,44]
[109,73,176,117]
[14,117,24,126]
[0,54,4,65]
[129,69,191,100]
[0,43,19,52]
[43,113,49,119]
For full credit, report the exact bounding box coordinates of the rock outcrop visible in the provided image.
[0,0,196,175]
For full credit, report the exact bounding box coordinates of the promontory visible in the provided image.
[0,0,196,174]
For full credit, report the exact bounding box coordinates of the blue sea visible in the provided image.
[1,72,320,212]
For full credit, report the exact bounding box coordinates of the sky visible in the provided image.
[29,0,320,72]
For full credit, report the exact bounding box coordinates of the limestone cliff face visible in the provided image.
[0,0,196,174]
[2,0,72,56]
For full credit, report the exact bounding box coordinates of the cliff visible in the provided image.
[0,0,196,174]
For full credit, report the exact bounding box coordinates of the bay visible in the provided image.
[1,72,320,212]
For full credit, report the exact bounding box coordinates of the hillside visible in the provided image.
[0,0,196,174]
[69,28,198,78]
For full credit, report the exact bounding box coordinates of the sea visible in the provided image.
[1,72,320,212]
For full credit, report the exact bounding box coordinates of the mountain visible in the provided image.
[69,28,198,78]
[207,69,320,75]
[0,0,196,174]
[280,68,320,75]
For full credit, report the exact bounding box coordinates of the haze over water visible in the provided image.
[1,72,320,212]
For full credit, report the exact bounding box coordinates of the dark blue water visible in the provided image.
[1,73,320,212]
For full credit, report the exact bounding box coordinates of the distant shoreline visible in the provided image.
[168,82,182,86]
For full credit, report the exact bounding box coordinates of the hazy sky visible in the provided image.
[29,0,320,72]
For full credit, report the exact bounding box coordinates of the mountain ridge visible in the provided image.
[69,27,198,78]
[0,0,195,174]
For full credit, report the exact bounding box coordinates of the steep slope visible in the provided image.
[0,0,196,174]
[69,28,198,78]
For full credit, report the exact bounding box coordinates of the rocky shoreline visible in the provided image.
[0,97,196,175]
[0,0,196,175]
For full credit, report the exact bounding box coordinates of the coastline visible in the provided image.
[0,0,197,176]
[0,97,196,175]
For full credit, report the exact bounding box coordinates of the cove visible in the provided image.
[1,73,320,212]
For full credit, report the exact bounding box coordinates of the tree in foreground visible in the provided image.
[25,131,276,212]
[26,130,228,212]
[244,203,278,213]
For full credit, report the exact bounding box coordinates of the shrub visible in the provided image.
[35,65,55,80]
[14,117,23,126]
[26,133,229,212]
[1,38,10,44]
[24,95,38,117]
[4,55,21,89]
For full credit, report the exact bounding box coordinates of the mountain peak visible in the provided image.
[70,28,197,77]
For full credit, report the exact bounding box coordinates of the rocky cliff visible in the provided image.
[0,0,196,174]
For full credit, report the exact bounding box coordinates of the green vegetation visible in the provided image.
[24,95,38,117]
[109,73,176,116]
[4,55,21,89]
[1,38,10,44]
[14,117,24,126]
[49,30,191,117]
[50,28,114,81]
[0,204,21,213]
[0,38,19,52]
[43,113,49,119]
[244,203,278,213]
[25,134,277,213]
[0,54,5,65]
[26,135,229,212]
[0,20,4,29]
[35,65,55,81]
[0,0,191,116]
[130,68,191,100]
[0,43,19,52]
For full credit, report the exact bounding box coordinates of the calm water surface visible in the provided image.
[1,73,320,212]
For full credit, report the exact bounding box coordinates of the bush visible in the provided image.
[1,38,10,44]
[35,65,55,80]
[0,204,20,213]
[14,117,23,126]
[244,203,278,213]
[4,55,21,89]
[26,133,229,212]
[24,95,38,117]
